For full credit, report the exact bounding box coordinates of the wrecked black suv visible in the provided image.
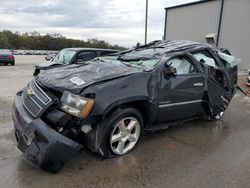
[13,40,240,172]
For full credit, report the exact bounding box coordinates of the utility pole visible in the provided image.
[145,0,148,45]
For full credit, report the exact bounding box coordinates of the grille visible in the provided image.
[30,81,51,105]
[22,80,52,117]
[22,91,42,117]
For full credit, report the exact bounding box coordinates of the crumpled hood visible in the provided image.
[36,61,63,70]
[36,60,141,94]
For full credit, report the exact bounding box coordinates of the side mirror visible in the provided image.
[163,63,177,78]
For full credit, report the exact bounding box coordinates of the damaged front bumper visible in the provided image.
[12,93,83,172]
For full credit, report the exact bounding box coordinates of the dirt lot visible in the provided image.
[0,56,250,188]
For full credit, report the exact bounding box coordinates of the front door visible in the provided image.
[159,55,204,123]
[204,65,232,117]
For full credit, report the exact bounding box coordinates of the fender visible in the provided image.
[102,96,150,116]
[82,72,157,115]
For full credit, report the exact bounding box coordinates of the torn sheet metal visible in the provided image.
[203,65,232,118]
[12,94,83,172]
[218,52,241,68]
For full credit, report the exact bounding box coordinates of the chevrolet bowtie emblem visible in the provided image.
[27,87,34,97]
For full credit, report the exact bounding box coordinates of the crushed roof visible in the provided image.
[118,40,213,61]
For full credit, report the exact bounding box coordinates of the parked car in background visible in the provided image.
[45,52,58,61]
[16,50,26,55]
[33,48,120,75]
[0,49,15,66]
[246,70,250,86]
[13,40,240,172]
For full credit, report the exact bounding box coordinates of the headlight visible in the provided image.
[60,91,94,118]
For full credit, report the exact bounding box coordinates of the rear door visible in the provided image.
[159,54,205,123]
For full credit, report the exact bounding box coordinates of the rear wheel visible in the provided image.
[99,108,143,157]
[215,111,224,120]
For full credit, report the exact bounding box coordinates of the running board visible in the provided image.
[144,117,199,133]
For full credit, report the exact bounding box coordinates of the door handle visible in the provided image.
[193,83,204,87]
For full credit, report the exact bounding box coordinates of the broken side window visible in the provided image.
[192,52,217,68]
[192,51,224,87]
[167,57,197,75]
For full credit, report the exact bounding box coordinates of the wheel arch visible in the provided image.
[103,99,152,127]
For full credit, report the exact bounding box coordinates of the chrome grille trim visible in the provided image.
[30,80,51,105]
[22,80,52,118]
[22,89,43,117]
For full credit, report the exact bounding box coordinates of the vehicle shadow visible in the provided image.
[14,118,231,188]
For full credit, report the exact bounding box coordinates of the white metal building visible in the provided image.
[163,0,250,70]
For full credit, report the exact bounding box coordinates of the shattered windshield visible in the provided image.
[97,50,160,71]
[53,49,76,64]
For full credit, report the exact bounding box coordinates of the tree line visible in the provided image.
[0,30,126,51]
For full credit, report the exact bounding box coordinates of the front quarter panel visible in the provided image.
[82,71,160,118]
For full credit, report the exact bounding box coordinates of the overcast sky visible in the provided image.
[0,0,198,47]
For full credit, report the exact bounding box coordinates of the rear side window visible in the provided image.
[167,57,197,75]
[76,51,97,62]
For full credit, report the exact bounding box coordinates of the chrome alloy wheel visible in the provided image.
[110,117,141,155]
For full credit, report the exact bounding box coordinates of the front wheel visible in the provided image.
[100,108,143,157]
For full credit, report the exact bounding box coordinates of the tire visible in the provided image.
[214,111,225,120]
[202,110,225,121]
[11,62,15,66]
[4,63,8,66]
[99,108,143,158]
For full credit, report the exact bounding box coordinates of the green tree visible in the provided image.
[0,33,9,48]
[0,30,127,50]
